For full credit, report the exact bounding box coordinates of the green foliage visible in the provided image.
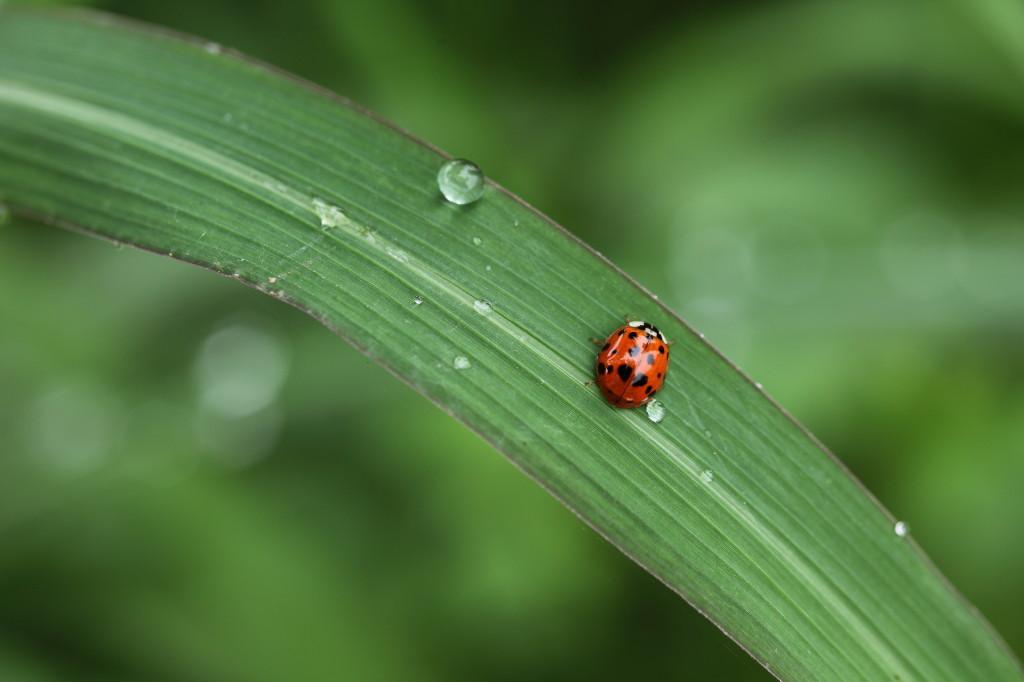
[1,2,1023,680]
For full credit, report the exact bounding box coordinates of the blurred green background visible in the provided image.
[2,0,1023,679]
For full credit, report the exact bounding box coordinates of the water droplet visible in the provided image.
[472,236,483,246]
[413,296,424,305]
[204,42,223,55]
[311,198,348,229]
[645,399,665,423]
[473,300,492,314]
[437,159,485,205]
[268,276,277,284]
[485,265,492,271]
[894,521,910,537]
[700,470,715,483]
[755,381,763,390]
[453,355,472,370]
[386,246,410,263]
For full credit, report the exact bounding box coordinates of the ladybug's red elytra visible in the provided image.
[594,320,669,408]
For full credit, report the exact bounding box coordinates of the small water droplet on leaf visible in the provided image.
[645,399,665,423]
[437,159,485,205]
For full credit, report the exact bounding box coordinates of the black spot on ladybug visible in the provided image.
[645,386,653,394]
[602,343,610,351]
[628,346,641,356]
[610,349,618,356]
[628,331,638,339]
[617,329,624,336]
[617,364,632,382]
[597,362,606,375]
[631,373,648,387]
[658,345,665,354]
[657,373,662,378]
[646,353,656,366]
[649,389,657,397]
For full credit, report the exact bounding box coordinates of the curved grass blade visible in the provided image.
[0,9,1020,680]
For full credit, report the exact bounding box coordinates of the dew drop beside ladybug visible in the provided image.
[594,320,670,408]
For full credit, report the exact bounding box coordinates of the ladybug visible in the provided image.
[594,320,670,408]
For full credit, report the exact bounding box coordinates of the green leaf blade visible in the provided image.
[1,9,1020,680]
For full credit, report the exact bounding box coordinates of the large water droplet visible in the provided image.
[453,355,472,370]
[700,470,715,483]
[437,159,485,205]
[473,300,492,314]
[413,296,424,305]
[894,521,910,537]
